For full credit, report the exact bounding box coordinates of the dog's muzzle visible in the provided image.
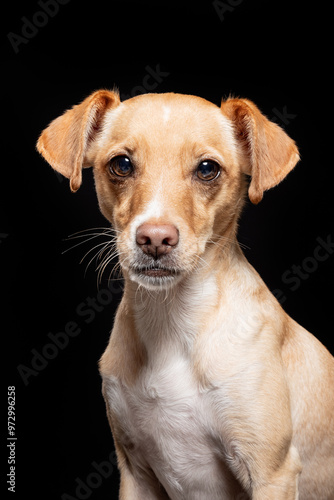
[128,223,182,289]
[136,223,179,258]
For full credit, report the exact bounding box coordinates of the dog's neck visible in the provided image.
[122,238,253,360]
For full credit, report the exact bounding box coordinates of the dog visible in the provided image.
[37,90,334,499]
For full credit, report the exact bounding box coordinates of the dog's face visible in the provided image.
[92,93,245,289]
[37,91,299,290]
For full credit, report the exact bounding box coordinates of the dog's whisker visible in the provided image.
[194,253,210,269]
[95,242,119,264]
[209,233,250,251]
[104,252,133,284]
[162,283,177,306]
[82,245,116,280]
[67,226,114,235]
[96,244,127,283]
[73,226,120,235]
[65,227,120,242]
[61,226,123,286]
[66,231,116,241]
[62,233,111,255]
[62,227,119,257]
[80,240,114,265]
[97,252,120,286]
[107,266,124,284]
[97,252,120,276]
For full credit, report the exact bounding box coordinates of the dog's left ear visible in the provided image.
[37,90,120,192]
[221,98,300,204]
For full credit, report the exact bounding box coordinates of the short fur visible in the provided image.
[37,90,334,499]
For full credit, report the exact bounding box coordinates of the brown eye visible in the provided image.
[109,156,133,177]
[196,160,220,181]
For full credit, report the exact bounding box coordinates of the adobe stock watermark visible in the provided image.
[7,0,71,54]
[272,234,334,305]
[61,451,118,500]
[213,0,244,22]
[61,451,248,500]
[120,64,170,101]
[270,106,297,128]
[0,233,9,244]
[17,279,122,386]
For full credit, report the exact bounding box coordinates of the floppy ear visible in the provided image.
[37,90,120,192]
[221,98,300,204]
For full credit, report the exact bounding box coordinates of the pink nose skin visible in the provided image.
[136,223,179,258]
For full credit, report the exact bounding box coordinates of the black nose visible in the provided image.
[136,223,179,258]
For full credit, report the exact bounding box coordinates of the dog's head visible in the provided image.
[37,90,299,290]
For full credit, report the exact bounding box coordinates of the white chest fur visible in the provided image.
[103,354,243,499]
[103,276,249,499]
[100,272,260,500]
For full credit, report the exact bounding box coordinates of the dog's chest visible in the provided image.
[104,353,239,499]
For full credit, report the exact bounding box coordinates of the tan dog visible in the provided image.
[37,90,334,499]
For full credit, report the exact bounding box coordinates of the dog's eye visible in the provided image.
[196,161,220,181]
[109,156,133,177]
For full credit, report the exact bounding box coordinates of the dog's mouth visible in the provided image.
[134,266,180,278]
[129,265,182,289]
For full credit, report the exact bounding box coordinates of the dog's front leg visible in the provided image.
[251,445,301,500]
[228,442,301,500]
[213,356,302,500]
[118,461,169,500]
[246,380,302,500]
[104,419,169,500]
[102,384,168,500]
[114,440,171,500]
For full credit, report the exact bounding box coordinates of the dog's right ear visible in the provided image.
[221,97,299,204]
[37,90,120,192]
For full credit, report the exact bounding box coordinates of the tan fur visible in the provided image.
[37,90,334,499]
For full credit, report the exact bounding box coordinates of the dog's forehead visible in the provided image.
[123,92,218,117]
[104,93,234,148]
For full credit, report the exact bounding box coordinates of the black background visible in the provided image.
[2,1,333,499]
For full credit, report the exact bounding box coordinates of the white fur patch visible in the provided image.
[103,353,240,498]
[98,103,124,146]
[102,274,248,498]
[128,183,164,248]
[162,105,171,124]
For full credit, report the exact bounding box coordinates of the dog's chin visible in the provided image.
[129,266,183,291]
